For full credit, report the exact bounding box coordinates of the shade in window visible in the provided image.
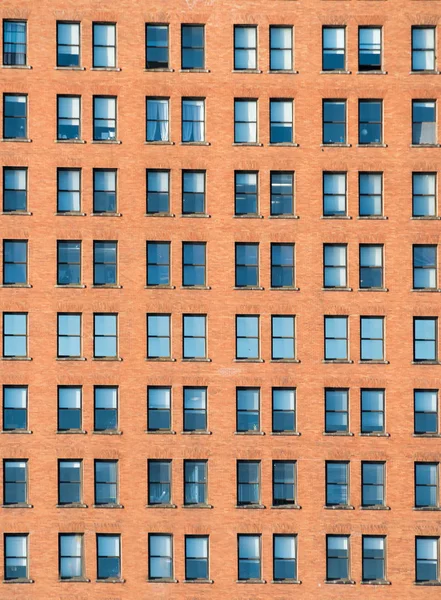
[234,26,257,70]
[235,171,258,215]
[4,534,28,580]
[57,313,81,358]
[147,314,171,358]
[272,388,295,432]
[183,243,206,286]
[146,24,169,69]
[182,170,205,214]
[147,170,169,213]
[415,463,438,508]
[362,462,385,507]
[323,100,346,144]
[238,534,261,580]
[149,534,172,580]
[416,537,439,582]
[94,241,117,285]
[414,390,438,434]
[413,172,436,217]
[3,21,26,66]
[235,243,259,287]
[359,27,381,71]
[360,316,384,361]
[184,387,207,431]
[237,387,260,432]
[57,22,80,67]
[182,98,205,142]
[4,460,27,504]
[414,317,437,361]
[58,386,82,431]
[93,96,116,140]
[236,315,259,359]
[94,386,117,431]
[3,240,27,285]
[413,245,437,289]
[270,171,294,215]
[326,461,349,506]
[3,386,27,431]
[3,167,27,212]
[148,460,171,505]
[181,25,204,69]
[325,316,348,360]
[93,23,116,68]
[147,242,170,286]
[359,172,382,216]
[271,244,294,288]
[57,96,80,140]
[324,244,347,288]
[413,101,436,145]
[237,460,260,505]
[272,315,295,360]
[361,389,385,433]
[95,460,118,505]
[323,172,346,216]
[57,169,81,213]
[273,461,295,506]
[4,94,27,139]
[184,460,207,505]
[57,241,80,285]
[183,314,206,358]
[59,534,83,580]
[270,99,293,143]
[58,460,81,504]
[325,388,348,433]
[146,98,169,142]
[97,534,120,580]
[185,536,209,580]
[94,313,117,358]
[359,100,382,144]
[148,387,171,431]
[362,536,385,582]
[3,312,27,357]
[270,26,292,71]
[326,535,349,581]
[93,169,116,213]
[234,99,257,143]
[322,27,345,71]
[360,245,383,289]
[412,27,435,71]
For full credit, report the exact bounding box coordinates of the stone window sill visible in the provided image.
[180,285,211,290]
[411,288,441,293]
[1,503,32,509]
[181,358,211,362]
[357,71,387,75]
[358,360,389,364]
[91,140,122,145]
[180,141,210,146]
[324,579,355,585]
[357,216,388,220]
[92,430,122,435]
[1,211,32,216]
[145,141,174,145]
[2,65,32,69]
[55,212,86,217]
[182,504,213,509]
[1,357,32,361]
[145,212,175,217]
[322,359,353,364]
[146,503,177,509]
[3,578,34,584]
[268,142,299,147]
[358,288,388,292]
[1,284,32,288]
[181,430,212,435]
[413,581,441,586]
[271,431,300,436]
[357,143,387,148]
[236,579,266,584]
[56,430,87,434]
[55,139,85,144]
[145,357,176,362]
[1,138,32,143]
[182,579,214,583]
[232,69,263,74]
[59,577,90,582]
[56,357,86,361]
[55,66,85,71]
[321,215,351,220]
[359,505,391,510]
[180,213,211,218]
[147,578,178,583]
[92,357,122,361]
[320,70,351,74]
[233,214,264,218]
[145,285,175,289]
[268,215,299,219]
[271,504,301,509]
[411,361,441,365]
[360,580,391,585]
[234,431,264,435]
[411,216,441,220]
[267,70,299,74]
[413,506,441,511]
[144,68,174,72]
[410,144,441,148]
[232,142,263,146]
[91,284,122,289]
[409,70,440,75]
[324,505,355,510]
[145,430,177,435]
[1,430,32,434]
[236,504,265,509]
[320,143,351,148]
[271,579,301,584]
[90,67,121,71]
[359,432,390,437]
[270,359,300,363]
[270,287,300,291]
[321,287,352,291]
[93,504,124,509]
[323,431,354,436]
[234,358,264,363]
[413,433,441,438]
[55,284,85,289]
[56,503,87,508]
[96,578,125,583]
[179,68,210,73]
[91,212,122,217]
[233,286,264,290]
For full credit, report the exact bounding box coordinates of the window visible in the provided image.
[273,461,295,506]
[57,313,81,358]
[148,534,173,580]
[413,101,436,145]
[94,386,117,432]
[272,315,295,360]
[325,388,349,433]
[146,98,169,142]
[234,99,257,143]
[4,460,27,505]
[93,96,116,140]
[359,100,382,144]
[271,244,294,288]
[271,172,294,215]
[362,536,385,582]
[322,27,345,71]
[235,243,259,287]
[183,242,206,286]
[184,460,207,505]
[270,26,293,71]
[93,23,116,68]
[359,27,382,71]
[3,94,27,139]
[3,240,27,285]
[323,100,346,144]
[237,460,260,506]
[58,386,82,432]
[59,534,83,580]
[57,241,81,285]
[58,460,81,504]
[57,22,80,67]
[270,99,293,143]
[182,98,205,142]
[3,167,27,212]
[323,172,346,216]
[414,245,437,289]
[95,460,118,505]
[148,460,171,505]
[57,169,81,213]
[236,315,259,359]
[412,27,435,71]
[274,535,296,581]
[57,96,80,140]
[182,170,205,214]
[3,386,27,431]
[415,390,438,434]
[327,535,349,581]
[181,25,204,69]
[326,461,349,506]
[93,313,118,358]
[147,387,171,431]
[359,172,382,217]
[185,536,209,581]
[272,388,295,433]
[147,170,169,214]
[324,244,347,288]
[325,316,348,360]
[360,316,384,361]
[93,169,116,213]
[237,388,260,432]
[414,317,437,362]
[183,314,207,358]
[413,172,436,217]
[97,534,120,580]
[238,534,261,581]
[3,21,26,66]
[4,534,28,581]
[147,314,171,359]
[362,462,385,507]
[234,26,257,70]
[184,387,207,431]
[235,171,258,215]
[146,24,169,69]
[415,463,438,508]
[416,537,439,582]
[3,312,27,357]
[361,389,385,434]
[147,242,170,286]
[93,241,117,286]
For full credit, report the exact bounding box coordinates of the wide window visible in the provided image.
[361,389,385,433]
[274,535,296,581]
[58,460,81,504]
[235,171,258,215]
[93,169,116,213]
[234,99,257,143]
[146,98,169,142]
[238,534,261,580]
[234,26,257,70]
[149,534,172,580]
[413,172,436,217]
[362,462,385,507]
[94,386,118,432]
[147,387,171,431]
[3,167,27,212]
[93,96,116,140]
[270,99,293,143]
[147,242,170,286]
[4,460,27,505]
[93,23,116,68]
[185,536,209,580]
[97,535,120,580]
[271,172,293,215]
[271,244,294,288]
[3,240,27,285]
[57,241,81,285]
[359,27,381,71]
[324,244,347,288]
[236,315,259,359]
[3,386,27,431]
[413,101,436,145]
[323,100,346,144]
[183,242,206,286]
[323,172,346,216]
[183,314,206,359]
[325,388,348,433]
[272,388,295,433]
[182,171,205,214]
[271,315,295,360]
[146,24,169,69]
[414,317,437,361]
[147,170,169,214]
[93,313,117,358]
[3,312,27,357]
[273,461,295,506]
[57,95,80,140]
[57,22,80,67]
[94,241,117,285]
[416,537,439,582]
[415,463,438,508]
[414,390,438,434]
[235,243,259,287]
[237,460,260,506]
[326,461,349,506]
[181,25,204,69]
[359,100,382,144]
[57,313,81,358]
[326,535,349,581]
[360,316,384,361]
[58,386,81,431]
[270,26,292,71]
[59,534,83,580]
[3,21,26,66]
[359,172,382,216]
[237,387,259,432]
[323,27,345,71]
[184,387,207,431]
[362,536,385,582]
[95,460,118,505]
[413,245,437,289]
[148,460,171,505]
[182,98,205,142]
[57,169,81,213]
[4,535,28,581]
[325,316,348,360]
[184,460,207,505]
[147,314,171,359]
[4,94,27,139]
[412,27,435,71]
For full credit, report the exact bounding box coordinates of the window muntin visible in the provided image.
[236,315,259,359]
[147,242,170,286]
[274,535,296,581]
[234,26,257,70]
[273,460,295,506]
[413,172,436,217]
[3,21,26,66]
[3,240,27,285]
[3,167,27,212]
[184,460,207,505]
[95,460,118,505]
[270,26,292,71]
[57,169,80,213]
[93,313,117,358]
[322,27,345,71]
[323,172,346,216]
[4,94,27,139]
[57,95,80,140]
[237,387,260,432]
[4,460,27,505]
[272,315,295,360]
[183,314,207,358]
[147,314,171,358]
[413,245,437,289]
[3,312,27,357]
[182,170,205,214]
[361,389,385,433]
[416,537,439,582]
[270,171,294,215]
[359,100,382,144]
[324,244,347,288]
[147,387,171,431]
[360,316,384,361]
[93,23,116,68]
[93,241,117,285]
[415,390,438,434]
[183,242,206,286]
[359,172,382,216]
[97,534,120,580]
[271,243,294,288]
[3,386,27,431]
[149,534,173,580]
[59,534,83,580]
[94,386,117,432]
[238,534,261,580]
[146,98,169,142]
[57,241,81,285]
[325,388,348,433]
[235,171,258,215]
[235,243,259,287]
[272,388,295,432]
[58,386,81,432]
[237,460,260,506]
[182,98,205,142]
[415,463,438,508]
[414,317,437,361]
[181,25,204,69]
[57,22,80,67]
[184,387,207,432]
[234,99,257,143]
[325,316,348,360]
[93,96,116,140]
[270,99,293,143]
[4,534,27,580]
[362,536,385,582]
[146,24,169,69]
[323,100,346,144]
[93,169,116,213]
[412,27,435,71]
[58,460,81,504]
[326,535,349,581]
[362,462,385,507]
[185,536,209,580]
[147,170,169,214]
[413,101,436,145]
[57,313,81,358]
[358,27,381,71]
[148,460,171,505]
[326,461,349,506]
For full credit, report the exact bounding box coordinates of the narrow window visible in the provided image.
[147,314,171,359]
[93,242,117,285]
[237,387,260,432]
[414,317,437,362]
[273,460,296,506]
[57,241,81,285]
[3,21,27,66]
[234,99,257,143]
[184,387,207,432]
[148,534,173,580]
[322,27,345,71]
[358,27,382,71]
[362,462,385,507]
[324,244,347,288]
[184,460,207,505]
[414,390,438,434]
[360,316,384,361]
[3,240,27,285]
[323,100,346,144]
[182,98,205,142]
[359,100,382,144]
[57,95,80,140]
[93,23,116,68]
[4,534,28,581]
[93,169,116,213]
[238,534,261,580]
[415,463,438,508]
[236,315,259,359]
[413,100,436,145]
[148,460,171,505]
[326,535,350,581]
[94,386,118,432]
[181,25,204,69]
[3,386,27,431]
[147,170,170,214]
[146,24,169,69]
[270,26,292,71]
[58,460,81,504]
[4,460,27,505]
[326,461,349,507]
[3,312,27,357]
[237,460,260,506]
[271,243,294,288]
[272,388,295,433]
[359,172,382,217]
[325,388,349,433]
[95,460,118,505]
[57,169,81,213]
[270,99,293,143]
[412,27,435,71]
[57,22,80,67]
[235,171,258,215]
[93,96,116,140]
[147,242,170,286]
[324,316,348,360]
[4,94,27,139]
[183,242,206,286]
[416,537,439,582]
[362,536,385,582]
[58,386,82,432]
[183,314,207,359]
[146,98,169,142]
[413,172,436,217]
[182,170,205,214]
[93,313,118,358]
[235,243,259,287]
[361,389,385,434]
[185,536,209,580]
[59,534,83,580]
[97,534,121,580]
[413,245,437,289]
[273,535,297,581]
[3,167,27,212]
[234,26,257,70]
[323,172,346,216]
[271,315,295,360]
[147,387,171,431]
[57,313,81,358]
[270,172,294,216]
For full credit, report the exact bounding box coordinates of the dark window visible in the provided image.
[148,534,172,580]
[3,167,27,212]
[182,98,205,142]
[182,170,205,214]
[93,241,117,286]
[236,315,259,359]
[4,460,27,504]
[273,460,295,506]
[235,171,258,215]
[326,461,349,506]
[360,316,384,361]
[147,387,171,431]
[361,389,385,434]
[146,24,169,69]
[323,172,346,216]
[415,463,438,508]
[324,244,347,288]
[148,460,171,505]
[274,535,296,581]
[237,388,259,432]
[57,241,81,285]
[359,172,382,216]
[147,242,170,286]
[3,21,26,66]
[271,315,295,360]
[414,317,437,362]
[359,100,382,144]
[414,390,438,434]
[234,26,257,70]
[322,27,345,71]
[412,27,435,71]
[147,170,169,214]
[93,169,116,213]
[93,96,116,141]
[326,535,349,581]
[57,95,80,140]
[272,388,295,433]
[270,99,293,143]
[184,387,207,431]
[183,242,206,286]
[57,313,81,358]
[237,460,260,506]
[3,94,27,139]
[358,27,381,71]
[97,534,120,580]
[413,100,436,145]
[94,386,117,432]
[271,243,294,288]
[95,460,118,505]
[325,388,348,433]
[58,386,82,431]
[234,99,257,143]
[184,460,207,505]
[59,534,83,580]
[238,534,261,580]
[57,169,81,213]
[324,316,348,360]
[181,25,204,69]
[413,245,437,289]
[270,171,294,215]
[270,26,293,71]
[235,243,259,287]
[185,536,209,580]
[362,462,385,507]
[93,313,118,358]
[58,460,81,504]
[93,23,116,68]
[146,97,169,142]
[3,312,27,357]
[413,172,436,217]
[57,22,80,67]
[323,100,346,144]
[4,534,28,580]
[3,386,27,431]
[147,314,171,358]
[362,536,385,582]
[416,537,439,582]
[183,314,206,359]
[3,240,27,285]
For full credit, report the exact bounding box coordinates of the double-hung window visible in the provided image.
[325,388,349,433]
[57,169,81,213]
[236,315,259,359]
[415,462,438,508]
[57,95,80,140]
[324,244,347,288]
[322,27,345,71]
[4,94,27,139]
[3,386,27,431]
[3,21,26,66]
[271,172,294,215]
[359,27,382,71]
[97,534,120,580]
[359,172,382,216]
[183,242,206,286]
[413,100,436,145]
[414,317,437,362]
[148,534,173,580]
[270,26,293,71]
[184,387,207,432]
[93,313,118,358]
[147,170,169,214]
[273,460,295,506]
[147,242,170,286]
[238,534,261,581]
[58,460,81,505]
[413,172,436,217]
[182,98,205,142]
[93,96,116,141]
[412,27,435,72]
[95,460,118,505]
[270,99,293,143]
[237,388,260,432]
[234,26,257,70]
[416,537,440,583]
[235,171,258,215]
[57,22,80,67]
[146,24,169,69]
[234,99,257,143]
[58,386,81,431]
[326,461,349,506]
[147,314,171,359]
[184,460,207,505]
[3,312,27,357]
[57,241,81,285]
[181,25,204,69]
[235,243,259,287]
[185,536,209,581]
[57,313,81,358]
[413,245,437,289]
[93,241,117,286]
[94,386,118,432]
[183,314,207,359]
[3,240,27,285]
[4,460,27,505]
[326,535,350,581]
[360,316,384,361]
[59,534,83,580]
[323,172,346,216]
[271,243,294,288]
[93,23,116,68]
[362,536,386,582]
[362,462,385,507]
[148,460,171,505]
[271,315,295,360]
[272,388,295,433]
[4,535,28,581]
[274,535,296,581]
[361,389,385,433]
[323,100,346,144]
[147,387,171,431]
[359,100,382,144]
[93,169,116,213]
[237,460,260,506]
[324,316,348,360]
[3,167,27,212]
[146,98,169,142]
[182,170,205,214]
[414,390,438,434]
